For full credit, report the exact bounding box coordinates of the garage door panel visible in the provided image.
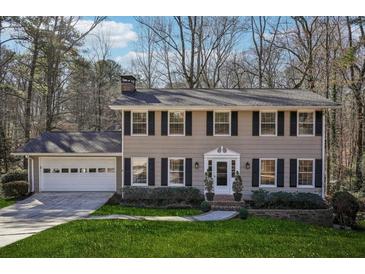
[40,157,116,191]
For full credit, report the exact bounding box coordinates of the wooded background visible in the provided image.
[0,16,364,194]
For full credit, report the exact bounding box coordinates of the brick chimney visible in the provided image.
[121,75,136,93]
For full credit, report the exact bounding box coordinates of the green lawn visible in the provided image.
[0,217,364,257]
[92,204,202,216]
[0,198,16,209]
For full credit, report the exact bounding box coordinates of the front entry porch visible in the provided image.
[204,146,240,195]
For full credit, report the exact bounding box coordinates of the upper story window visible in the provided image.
[132,111,147,135]
[260,159,276,187]
[132,158,148,186]
[214,111,230,135]
[169,111,185,135]
[169,158,185,186]
[298,111,314,136]
[297,159,314,187]
[260,111,277,136]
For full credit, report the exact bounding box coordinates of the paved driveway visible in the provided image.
[0,192,113,248]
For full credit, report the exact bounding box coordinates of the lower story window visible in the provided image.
[260,159,276,186]
[169,158,185,186]
[298,159,314,187]
[132,158,148,185]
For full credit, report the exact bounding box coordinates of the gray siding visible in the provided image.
[123,110,322,196]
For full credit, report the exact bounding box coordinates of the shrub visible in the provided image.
[200,201,211,212]
[1,170,27,184]
[232,171,243,193]
[251,189,269,208]
[204,172,214,193]
[122,187,204,206]
[251,190,327,209]
[2,181,29,197]
[332,191,359,227]
[239,207,249,219]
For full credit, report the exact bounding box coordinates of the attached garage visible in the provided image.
[13,131,123,192]
[40,157,116,191]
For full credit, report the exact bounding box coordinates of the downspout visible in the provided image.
[322,110,326,198]
[121,110,124,197]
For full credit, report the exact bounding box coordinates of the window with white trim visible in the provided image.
[298,159,314,187]
[132,111,147,135]
[260,112,276,136]
[298,111,314,136]
[169,158,185,185]
[169,111,185,135]
[132,158,148,185]
[260,159,276,186]
[214,112,230,135]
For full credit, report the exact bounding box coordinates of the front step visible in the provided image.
[208,198,245,211]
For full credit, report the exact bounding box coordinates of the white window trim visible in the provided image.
[259,158,277,188]
[131,157,149,186]
[168,111,185,136]
[131,111,148,136]
[297,110,315,137]
[168,157,185,186]
[213,111,231,136]
[259,110,278,136]
[297,158,315,188]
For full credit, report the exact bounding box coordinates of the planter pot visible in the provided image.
[233,193,242,202]
[206,192,215,201]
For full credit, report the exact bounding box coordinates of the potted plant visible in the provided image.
[232,171,243,201]
[204,172,214,201]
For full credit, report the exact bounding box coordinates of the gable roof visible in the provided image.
[110,88,338,109]
[14,131,122,154]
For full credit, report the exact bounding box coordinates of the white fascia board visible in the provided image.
[11,152,123,156]
[109,105,339,111]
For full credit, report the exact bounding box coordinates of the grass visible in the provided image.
[0,198,16,209]
[0,217,364,258]
[92,204,202,216]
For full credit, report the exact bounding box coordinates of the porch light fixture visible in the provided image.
[245,162,251,169]
[195,162,199,169]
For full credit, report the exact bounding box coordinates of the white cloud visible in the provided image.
[114,51,144,66]
[76,19,138,49]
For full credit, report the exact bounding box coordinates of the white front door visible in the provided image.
[213,160,230,194]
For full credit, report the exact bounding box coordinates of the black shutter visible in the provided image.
[124,158,131,186]
[161,158,168,186]
[148,158,155,186]
[290,111,297,136]
[185,111,192,136]
[278,111,284,136]
[252,159,260,187]
[231,111,238,136]
[315,159,323,187]
[290,159,297,187]
[315,111,323,136]
[148,111,155,136]
[277,159,284,187]
[124,111,131,136]
[185,158,192,186]
[161,111,168,136]
[252,111,259,136]
[206,111,213,136]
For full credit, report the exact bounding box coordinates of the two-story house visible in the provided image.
[14,75,337,199]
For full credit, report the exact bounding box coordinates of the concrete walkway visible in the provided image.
[87,210,238,222]
[0,192,113,248]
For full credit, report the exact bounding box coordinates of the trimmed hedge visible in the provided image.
[122,187,204,206]
[1,170,28,184]
[251,189,327,209]
[2,181,29,197]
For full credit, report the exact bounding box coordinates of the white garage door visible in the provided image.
[40,157,116,191]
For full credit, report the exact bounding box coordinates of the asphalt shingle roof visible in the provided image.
[15,131,122,154]
[110,88,337,108]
